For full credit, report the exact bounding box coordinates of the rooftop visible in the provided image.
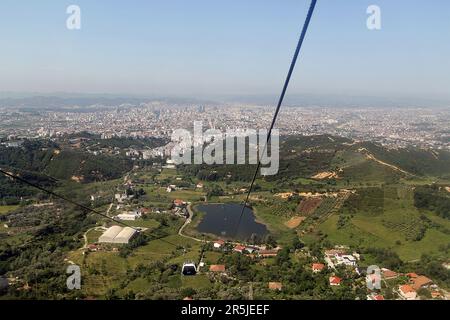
[209,265,226,272]
[268,282,283,291]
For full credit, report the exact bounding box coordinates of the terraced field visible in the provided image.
[309,193,349,223]
[382,214,425,241]
[317,185,450,261]
[297,198,322,215]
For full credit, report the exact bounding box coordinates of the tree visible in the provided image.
[275,247,290,265]
[206,184,224,197]
[264,234,277,248]
[292,235,304,250]
[181,287,196,298]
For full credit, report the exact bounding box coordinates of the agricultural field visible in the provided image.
[317,185,450,261]
[297,198,322,215]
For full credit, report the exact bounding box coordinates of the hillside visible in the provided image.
[0,140,133,184]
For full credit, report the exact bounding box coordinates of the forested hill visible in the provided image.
[180,135,450,183]
[0,140,133,183]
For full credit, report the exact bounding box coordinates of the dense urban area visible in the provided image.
[1,102,449,151]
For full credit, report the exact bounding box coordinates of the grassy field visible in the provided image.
[155,168,178,181]
[86,229,104,244]
[203,251,223,265]
[0,205,19,216]
[181,274,211,290]
[127,218,160,229]
[253,203,296,245]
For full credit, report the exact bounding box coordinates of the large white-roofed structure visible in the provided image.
[99,226,122,243]
[113,227,137,244]
[98,226,137,244]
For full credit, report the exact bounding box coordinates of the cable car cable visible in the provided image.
[235,0,317,235]
[0,168,187,249]
[1,167,139,231]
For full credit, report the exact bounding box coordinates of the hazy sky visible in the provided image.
[0,0,449,101]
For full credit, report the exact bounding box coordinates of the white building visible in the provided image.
[98,226,123,243]
[113,227,138,244]
[116,211,141,221]
[166,185,176,192]
[98,226,137,244]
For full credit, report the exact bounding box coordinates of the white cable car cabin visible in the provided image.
[181,262,197,276]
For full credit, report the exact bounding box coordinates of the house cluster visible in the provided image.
[172,199,189,218]
[1,140,24,148]
[322,247,446,300]
[124,146,167,160]
[324,248,360,271]
[365,267,446,300]
[309,247,363,288]
[114,190,134,204]
[309,261,346,287]
[365,266,446,300]
[396,272,442,300]
[212,240,280,258]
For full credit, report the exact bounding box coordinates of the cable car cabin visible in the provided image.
[182,262,197,276]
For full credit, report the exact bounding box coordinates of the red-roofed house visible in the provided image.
[382,268,398,279]
[367,294,385,300]
[312,263,325,273]
[329,276,342,286]
[87,244,99,252]
[213,240,225,249]
[209,265,226,273]
[399,284,417,300]
[268,282,283,291]
[233,245,246,253]
[173,199,186,207]
[406,272,418,279]
[411,275,432,291]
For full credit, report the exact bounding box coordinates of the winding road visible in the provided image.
[178,204,203,242]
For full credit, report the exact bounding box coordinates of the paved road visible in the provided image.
[178,204,203,242]
[81,226,107,249]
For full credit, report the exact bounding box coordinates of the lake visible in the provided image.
[195,203,268,241]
